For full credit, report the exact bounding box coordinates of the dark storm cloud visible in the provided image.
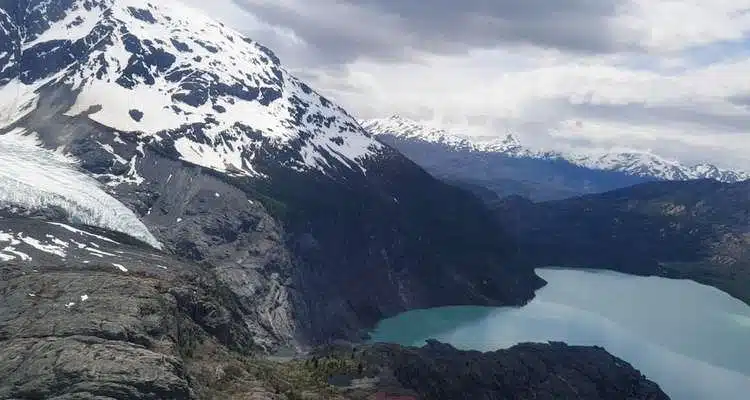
[231,0,628,65]
[351,0,624,51]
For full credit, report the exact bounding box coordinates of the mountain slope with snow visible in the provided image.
[0,0,385,247]
[1,0,382,178]
[0,0,543,350]
[364,116,749,184]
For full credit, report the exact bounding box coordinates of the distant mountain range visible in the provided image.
[363,116,749,201]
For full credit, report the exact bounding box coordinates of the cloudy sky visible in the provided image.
[184,0,750,170]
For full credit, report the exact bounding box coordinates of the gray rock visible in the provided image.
[0,218,255,399]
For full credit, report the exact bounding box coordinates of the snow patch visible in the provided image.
[4,247,32,261]
[112,263,128,272]
[86,247,118,258]
[24,2,105,49]
[0,230,63,260]
[20,236,66,258]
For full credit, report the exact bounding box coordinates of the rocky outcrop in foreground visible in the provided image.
[0,217,669,399]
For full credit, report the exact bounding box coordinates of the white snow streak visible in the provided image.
[24,2,104,49]
[85,247,118,258]
[112,263,128,272]
[48,222,120,244]
[0,230,63,260]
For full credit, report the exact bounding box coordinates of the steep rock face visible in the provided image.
[0,0,542,349]
[363,116,749,201]
[495,180,750,305]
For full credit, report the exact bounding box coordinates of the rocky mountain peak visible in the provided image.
[0,0,383,178]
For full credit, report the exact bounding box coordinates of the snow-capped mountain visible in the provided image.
[363,116,750,184]
[0,0,542,350]
[364,115,526,155]
[1,0,381,179]
[0,0,386,244]
[564,151,750,182]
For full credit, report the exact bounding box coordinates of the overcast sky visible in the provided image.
[183,0,750,170]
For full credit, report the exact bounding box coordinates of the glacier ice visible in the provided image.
[0,129,162,248]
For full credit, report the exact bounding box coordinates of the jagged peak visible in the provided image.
[0,0,383,178]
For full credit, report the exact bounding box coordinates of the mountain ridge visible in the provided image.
[495,179,750,307]
[363,115,749,183]
[1,0,383,180]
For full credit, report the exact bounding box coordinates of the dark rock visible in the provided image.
[313,341,670,400]
[0,217,670,399]
[128,6,157,23]
[129,108,144,121]
[171,38,192,52]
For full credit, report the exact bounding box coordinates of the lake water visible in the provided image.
[369,268,750,400]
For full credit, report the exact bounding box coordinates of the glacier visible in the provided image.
[0,129,161,248]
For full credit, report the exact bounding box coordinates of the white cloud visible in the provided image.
[615,0,750,52]
[186,0,750,171]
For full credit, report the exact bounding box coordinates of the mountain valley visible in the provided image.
[4,0,750,398]
[0,0,675,398]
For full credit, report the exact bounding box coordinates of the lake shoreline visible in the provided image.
[369,268,750,400]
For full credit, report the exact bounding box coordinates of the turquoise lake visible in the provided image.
[369,268,750,400]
